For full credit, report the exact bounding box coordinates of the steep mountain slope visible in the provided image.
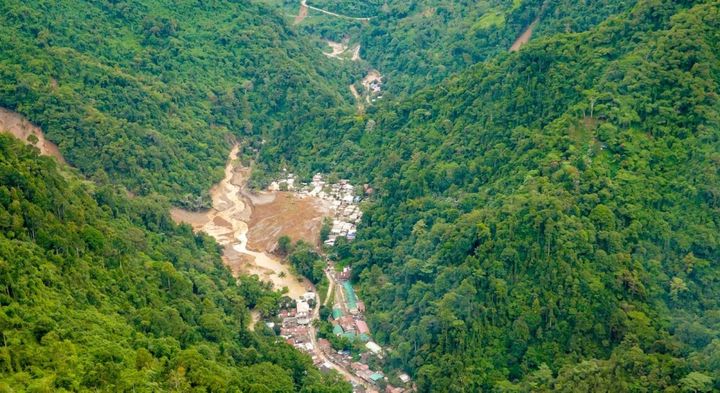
[305,0,718,391]
[0,0,354,207]
[250,0,645,180]
[0,134,350,392]
[288,0,639,96]
[363,0,641,96]
[3,0,719,392]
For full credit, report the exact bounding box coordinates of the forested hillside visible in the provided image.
[0,134,350,392]
[3,0,720,392]
[363,0,642,96]
[0,0,355,207]
[271,0,720,391]
[285,0,638,96]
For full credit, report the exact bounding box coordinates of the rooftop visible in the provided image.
[370,373,384,382]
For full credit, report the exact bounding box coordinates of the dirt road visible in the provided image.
[306,267,374,390]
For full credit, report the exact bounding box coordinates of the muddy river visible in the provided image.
[171,145,331,299]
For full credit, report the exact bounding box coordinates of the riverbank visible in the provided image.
[170,145,325,299]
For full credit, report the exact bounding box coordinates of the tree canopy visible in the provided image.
[0,134,350,392]
[254,0,720,390]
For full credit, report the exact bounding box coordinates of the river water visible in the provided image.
[170,145,313,299]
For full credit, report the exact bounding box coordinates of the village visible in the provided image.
[265,173,412,392]
[274,264,412,393]
[269,173,369,246]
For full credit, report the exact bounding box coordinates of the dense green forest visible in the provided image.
[3,0,720,391]
[253,0,720,391]
[0,134,350,392]
[266,0,639,96]
[336,1,719,391]
[0,0,358,207]
[359,0,642,96]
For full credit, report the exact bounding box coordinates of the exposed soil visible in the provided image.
[324,41,361,62]
[247,192,332,253]
[170,208,211,229]
[170,145,328,299]
[361,70,383,103]
[349,84,365,113]
[362,70,382,89]
[351,45,361,61]
[324,40,347,59]
[249,310,261,331]
[0,107,66,164]
[295,2,308,24]
[510,17,539,52]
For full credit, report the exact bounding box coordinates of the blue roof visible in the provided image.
[343,281,358,310]
[332,307,343,319]
[370,373,384,381]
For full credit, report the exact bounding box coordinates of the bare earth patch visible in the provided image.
[247,192,332,253]
[295,2,308,24]
[0,107,66,164]
[170,146,326,299]
[170,208,211,229]
[510,17,539,52]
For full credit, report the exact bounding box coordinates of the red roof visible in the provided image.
[355,320,370,335]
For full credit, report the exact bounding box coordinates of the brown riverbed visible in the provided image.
[170,146,331,298]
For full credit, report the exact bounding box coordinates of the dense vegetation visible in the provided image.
[0,135,350,392]
[361,0,644,96]
[0,0,356,207]
[338,1,720,390]
[288,243,325,285]
[3,0,720,391]
[267,0,639,97]
[256,0,720,390]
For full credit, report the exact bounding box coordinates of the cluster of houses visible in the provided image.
[331,307,376,349]
[326,267,413,392]
[279,292,316,351]
[269,173,365,247]
[307,175,363,247]
[267,173,296,192]
[269,227,414,392]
